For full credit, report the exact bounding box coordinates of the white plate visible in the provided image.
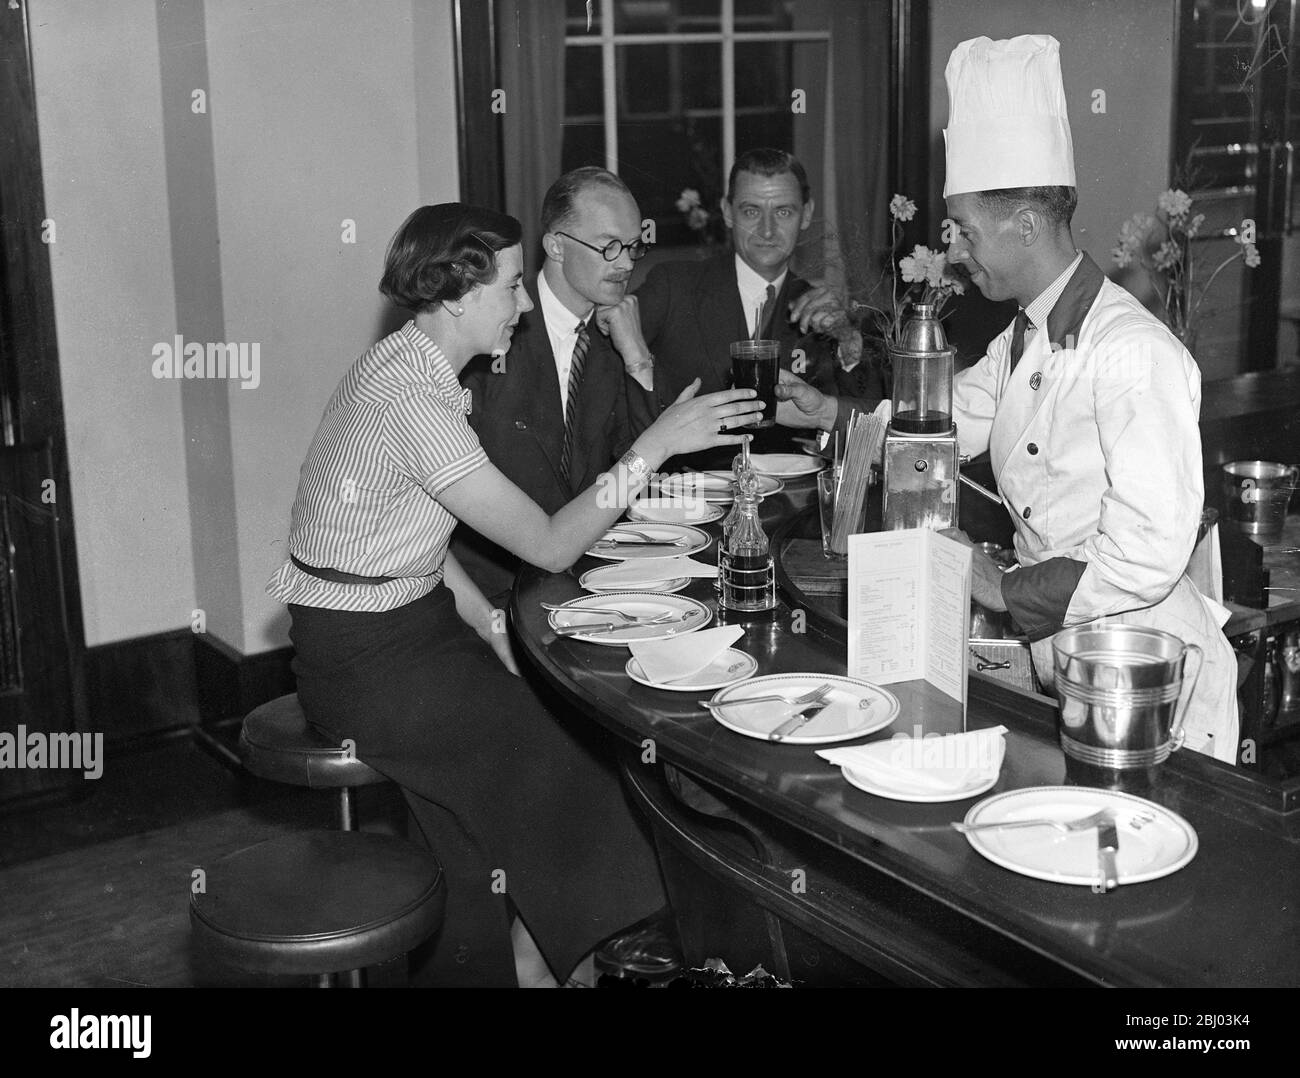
[961,786,1198,888]
[702,470,784,497]
[626,648,757,692]
[547,592,712,646]
[585,522,711,561]
[747,453,824,479]
[655,472,736,504]
[627,498,725,526]
[704,673,899,745]
[655,472,784,504]
[842,763,1000,804]
[579,564,690,594]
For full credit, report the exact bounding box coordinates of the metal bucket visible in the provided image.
[1222,460,1298,544]
[1051,626,1202,770]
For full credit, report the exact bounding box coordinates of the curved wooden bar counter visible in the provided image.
[510,475,1300,987]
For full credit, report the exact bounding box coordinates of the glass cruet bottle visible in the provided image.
[716,449,748,596]
[719,459,776,612]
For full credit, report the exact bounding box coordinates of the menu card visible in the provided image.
[846,529,970,707]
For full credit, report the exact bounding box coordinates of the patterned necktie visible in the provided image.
[560,319,590,486]
[1008,308,1031,372]
[758,283,776,337]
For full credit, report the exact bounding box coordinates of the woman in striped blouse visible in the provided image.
[268,203,760,986]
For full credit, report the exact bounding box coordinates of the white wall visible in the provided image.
[930,0,1177,294]
[30,0,460,652]
[205,0,460,652]
[30,0,195,647]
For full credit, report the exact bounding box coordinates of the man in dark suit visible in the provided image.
[636,147,882,468]
[455,168,658,600]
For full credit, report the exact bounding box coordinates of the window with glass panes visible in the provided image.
[562,1,831,249]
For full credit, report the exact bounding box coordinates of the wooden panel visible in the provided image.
[194,633,295,728]
[83,630,201,743]
[0,441,80,801]
[0,1,88,803]
[0,0,85,647]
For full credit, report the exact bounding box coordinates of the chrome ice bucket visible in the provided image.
[1222,460,1297,544]
[1051,626,1202,770]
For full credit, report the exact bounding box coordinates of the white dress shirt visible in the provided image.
[537,270,594,415]
[734,255,787,338]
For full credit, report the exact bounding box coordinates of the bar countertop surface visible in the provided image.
[510,473,1300,987]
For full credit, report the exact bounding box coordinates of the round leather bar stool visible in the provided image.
[190,831,445,986]
[239,693,386,830]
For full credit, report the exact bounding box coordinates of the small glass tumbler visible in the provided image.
[817,468,870,558]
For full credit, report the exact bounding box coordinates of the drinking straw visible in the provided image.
[830,410,887,552]
[753,305,762,342]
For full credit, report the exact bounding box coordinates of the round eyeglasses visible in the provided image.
[555,231,650,262]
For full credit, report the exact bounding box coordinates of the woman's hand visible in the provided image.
[486,624,522,676]
[440,550,523,673]
[642,380,764,458]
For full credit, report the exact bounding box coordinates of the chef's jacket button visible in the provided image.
[1027,443,1039,455]
[1022,506,1032,520]
[1030,372,1042,390]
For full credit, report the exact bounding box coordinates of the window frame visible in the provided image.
[565,0,831,194]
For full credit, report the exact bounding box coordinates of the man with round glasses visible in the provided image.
[455,167,660,600]
[552,230,650,265]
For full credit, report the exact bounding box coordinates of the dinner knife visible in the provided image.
[1095,816,1120,893]
[553,621,622,637]
[768,702,830,742]
[594,538,686,548]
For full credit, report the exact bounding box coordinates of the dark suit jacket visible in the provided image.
[634,251,881,469]
[453,279,652,598]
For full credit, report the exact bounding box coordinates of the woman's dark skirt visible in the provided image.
[288,586,665,986]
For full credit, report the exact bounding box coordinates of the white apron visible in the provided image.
[954,259,1240,764]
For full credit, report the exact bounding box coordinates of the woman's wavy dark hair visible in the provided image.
[379,203,523,312]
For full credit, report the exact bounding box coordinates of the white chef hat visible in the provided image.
[943,34,1076,197]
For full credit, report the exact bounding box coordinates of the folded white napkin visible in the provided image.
[817,726,1007,794]
[628,625,745,684]
[591,557,718,588]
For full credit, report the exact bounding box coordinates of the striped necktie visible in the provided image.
[758,283,776,337]
[560,319,590,486]
[1008,308,1031,372]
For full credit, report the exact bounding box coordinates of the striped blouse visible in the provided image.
[266,321,488,612]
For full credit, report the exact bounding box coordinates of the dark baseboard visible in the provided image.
[85,629,201,742]
[193,633,295,727]
[83,629,294,744]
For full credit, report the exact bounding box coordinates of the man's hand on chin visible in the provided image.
[775,368,837,431]
[595,296,654,389]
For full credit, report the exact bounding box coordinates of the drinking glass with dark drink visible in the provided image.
[729,340,778,429]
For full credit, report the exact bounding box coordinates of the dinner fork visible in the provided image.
[699,683,833,711]
[606,528,668,542]
[951,807,1116,836]
[553,611,690,637]
[594,535,689,548]
[541,601,670,622]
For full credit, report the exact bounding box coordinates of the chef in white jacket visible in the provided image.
[777,34,1240,763]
